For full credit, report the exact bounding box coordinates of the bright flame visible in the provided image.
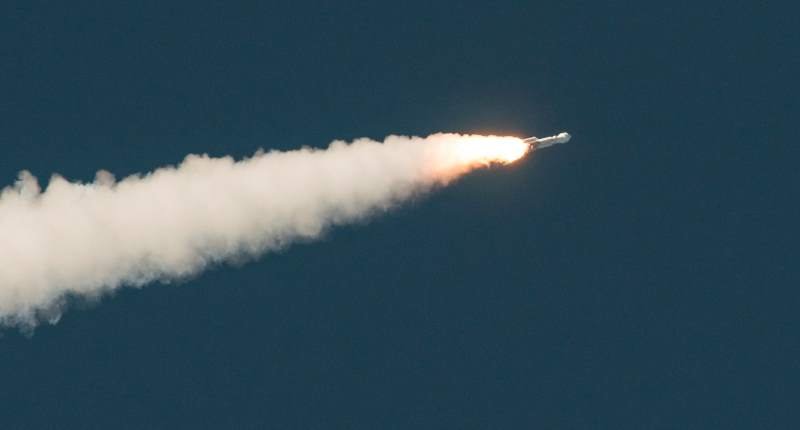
[451,135,529,166]
[420,134,530,182]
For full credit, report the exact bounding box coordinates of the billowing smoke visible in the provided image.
[0,133,527,328]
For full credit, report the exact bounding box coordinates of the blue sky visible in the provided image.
[0,1,796,428]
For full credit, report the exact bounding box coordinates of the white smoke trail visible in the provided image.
[0,133,527,328]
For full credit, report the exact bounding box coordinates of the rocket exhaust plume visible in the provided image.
[0,133,530,329]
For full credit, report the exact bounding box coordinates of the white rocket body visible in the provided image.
[522,132,571,149]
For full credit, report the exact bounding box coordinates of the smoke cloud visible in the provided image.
[0,133,527,328]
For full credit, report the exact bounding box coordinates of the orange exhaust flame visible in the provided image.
[452,135,529,165]
[422,134,529,182]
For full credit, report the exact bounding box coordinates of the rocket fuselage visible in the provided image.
[522,132,571,149]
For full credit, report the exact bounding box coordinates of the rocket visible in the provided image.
[522,132,571,150]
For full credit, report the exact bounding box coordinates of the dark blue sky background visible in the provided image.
[1,1,797,428]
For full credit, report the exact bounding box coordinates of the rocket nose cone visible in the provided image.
[557,132,571,143]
